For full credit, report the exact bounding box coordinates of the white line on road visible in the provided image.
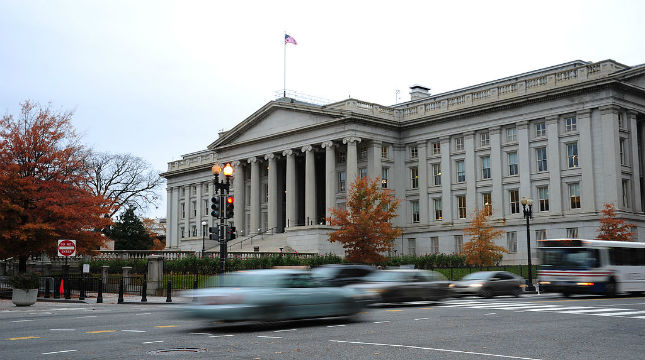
[591,310,645,317]
[329,340,543,360]
[273,329,297,333]
[559,308,630,314]
[136,313,152,315]
[257,335,282,339]
[142,340,164,344]
[122,330,146,333]
[75,315,97,319]
[42,350,77,355]
[484,313,496,316]
[50,329,75,331]
[373,321,390,324]
[327,324,346,328]
[414,318,429,321]
[11,320,34,323]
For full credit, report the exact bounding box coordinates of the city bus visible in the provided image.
[537,239,645,297]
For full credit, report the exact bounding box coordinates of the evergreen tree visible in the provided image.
[109,206,153,250]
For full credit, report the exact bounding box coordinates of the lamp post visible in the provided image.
[211,163,234,273]
[201,220,207,258]
[520,196,535,292]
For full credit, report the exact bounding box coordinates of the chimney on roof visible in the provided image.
[409,85,431,101]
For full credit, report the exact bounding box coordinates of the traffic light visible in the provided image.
[210,196,221,218]
[208,226,218,240]
[227,226,236,241]
[225,196,234,219]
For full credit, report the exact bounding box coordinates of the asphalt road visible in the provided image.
[2,294,644,359]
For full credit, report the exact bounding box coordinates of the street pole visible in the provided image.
[201,220,207,258]
[211,163,234,274]
[521,197,535,292]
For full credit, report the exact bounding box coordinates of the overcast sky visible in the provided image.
[1,0,644,219]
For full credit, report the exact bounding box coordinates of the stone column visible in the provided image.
[577,110,595,213]
[629,111,642,212]
[232,161,245,234]
[122,266,132,287]
[322,141,336,223]
[368,140,382,180]
[172,187,180,247]
[464,132,476,212]
[183,185,190,241]
[546,116,562,213]
[517,121,532,204]
[248,157,260,234]
[166,187,173,248]
[440,136,453,223]
[196,181,202,233]
[489,127,504,218]
[344,137,361,186]
[601,106,621,205]
[283,150,296,227]
[101,265,109,285]
[302,145,316,225]
[265,154,278,231]
[146,255,164,296]
[417,140,429,224]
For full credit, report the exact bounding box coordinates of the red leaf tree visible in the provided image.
[0,101,112,271]
[327,176,402,263]
[596,203,635,241]
[462,208,508,267]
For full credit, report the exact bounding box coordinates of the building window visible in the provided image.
[536,147,547,172]
[181,203,186,219]
[482,193,492,215]
[336,151,346,164]
[180,227,185,239]
[338,171,346,192]
[432,163,441,186]
[359,144,368,160]
[455,137,464,151]
[535,229,547,241]
[410,167,419,189]
[454,235,463,253]
[191,225,197,237]
[567,142,578,168]
[359,167,367,178]
[411,200,420,223]
[192,201,197,217]
[622,179,630,208]
[565,116,577,132]
[507,232,517,253]
[192,185,197,195]
[408,238,416,256]
[569,183,581,209]
[480,132,490,147]
[510,189,520,214]
[264,183,269,203]
[381,145,388,159]
[457,195,467,219]
[431,237,439,253]
[536,121,546,137]
[409,145,418,159]
[506,127,517,142]
[381,168,388,188]
[456,160,465,182]
[619,138,627,166]
[566,227,578,238]
[432,142,441,155]
[508,152,518,176]
[481,156,491,179]
[538,186,549,211]
[204,199,209,215]
[434,198,442,220]
[618,113,625,129]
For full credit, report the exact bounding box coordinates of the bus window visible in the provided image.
[540,248,600,269]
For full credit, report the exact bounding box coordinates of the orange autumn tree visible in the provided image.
[142,217,166,250]
[596,203,635,241]
[327,176,402,263]
[0,101,112,271]
[462,208,508,267]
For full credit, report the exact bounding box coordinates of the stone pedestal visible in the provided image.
[147,255,164,296]
[122,266,132,287]
[101,265,109,285]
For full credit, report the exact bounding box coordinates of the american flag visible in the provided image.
[285,34,297,45]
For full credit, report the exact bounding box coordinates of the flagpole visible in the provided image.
[283,31,286,98]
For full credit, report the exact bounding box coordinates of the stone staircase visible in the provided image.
[226,232,289,253]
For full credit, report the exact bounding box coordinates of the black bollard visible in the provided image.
[53,278,60,299]
[166,281,172,303]
[192,279,198,303]
[44,278,50,299]
[64,276,71,300]
[97,279,103,304]
[141,275,147,303]
[118,278,124,304]
[79,275,86,301]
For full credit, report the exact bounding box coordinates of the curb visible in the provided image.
[37,298,87,304]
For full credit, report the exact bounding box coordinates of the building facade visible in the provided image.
[161,59,645,264]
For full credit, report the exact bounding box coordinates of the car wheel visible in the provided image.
[479,288,494,299]
[511,287,521,298]
[605,279,617,298]
[562,291,571,298]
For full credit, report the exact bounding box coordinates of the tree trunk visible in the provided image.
[18,256,27,273]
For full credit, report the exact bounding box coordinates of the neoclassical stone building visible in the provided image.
[162,59,645,264]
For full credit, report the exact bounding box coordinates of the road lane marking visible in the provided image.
[484,313,496,316]
[592,310,645,317]
[11,320,35,323]
[329,340,543,360]
[386,309,403,312]
[154,325,178,328]
[559,308,630,314]
[274,329,297,332]
[421,308,433,310]
[75,315,97,319]
[258,336,282,339]
[50,329,75,331]
[327,324,346,328]
[143,340,164,344]
[136,312,152,315]
[87,330,116,334]
[122,330,146,333]
[8,336,40,341]
[42,350,77,355]
[414,318,429,320]
[373,321,390,324]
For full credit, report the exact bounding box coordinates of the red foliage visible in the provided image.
[327,176,402,263]
[0,101,112,260]
[596,203,635,241]
[462,208,508,266]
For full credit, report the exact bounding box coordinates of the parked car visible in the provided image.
[450,271,524,298]
[311,264,375,287]
[349,269,451,303]
[178,269,369,322]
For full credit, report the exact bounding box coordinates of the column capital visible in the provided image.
[301,145,313,153]
[247,157,257,164]
[626,110,638,118]
[264,153,275,161]
[232,160,241,167]
[321,141,335,149]
[440,135,451,142]
[416,139,428,147]
[463,131,475,138]
[343,136,362,144]
[282,149,293,157]
[371,139,383,146]
[600,105,620,115]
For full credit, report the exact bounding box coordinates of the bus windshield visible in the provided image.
[539,248,600,270]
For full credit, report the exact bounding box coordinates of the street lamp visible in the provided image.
[211,162,234,273]
[520,196,535,292]
[201,220,207,258]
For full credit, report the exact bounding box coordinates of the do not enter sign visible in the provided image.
[58,239,76,257]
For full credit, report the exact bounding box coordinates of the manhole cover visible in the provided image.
[147,348,206,355]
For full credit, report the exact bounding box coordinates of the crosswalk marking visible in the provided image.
[558,308,629,314]
[591,310,645,317]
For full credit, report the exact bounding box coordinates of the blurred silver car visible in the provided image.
[450,271,524,298]
[178,269,368,322]
[349,269,451,303]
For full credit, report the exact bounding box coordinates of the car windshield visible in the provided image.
[217,272,283,287]
[311,267,337,278]
[539,248,600,269]
[461,272,493,281]
[364,271,409,282]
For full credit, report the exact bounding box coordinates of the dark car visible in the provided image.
[349,269,451,303]
[311,264,375,287]
[450,271,524,298]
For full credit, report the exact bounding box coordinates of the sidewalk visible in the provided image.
[1,293,185,309]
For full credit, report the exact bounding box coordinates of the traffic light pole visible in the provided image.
[210,163,234,274]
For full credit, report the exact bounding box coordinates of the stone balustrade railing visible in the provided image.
[166,150,216,172]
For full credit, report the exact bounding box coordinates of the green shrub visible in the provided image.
[10,272,40,289]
